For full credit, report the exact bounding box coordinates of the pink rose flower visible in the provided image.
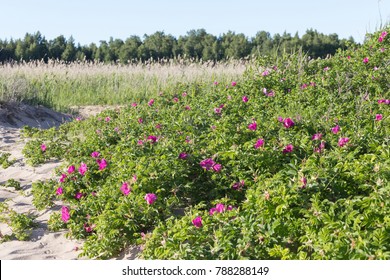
[192,216,202,228]
[61,206,70,222]
[254,138,265,149]
[282,144,294,154]
[248,121,257,131]
[338,137,350,147]
[56,187,63,195]
[120,182,131,196]
[144,193,157,205]
[67,165,75,174]
[375,114,383,121]
[331,125,340,134]
[40,144,47,152]
[79,162,88,176]
[91,151,100,158]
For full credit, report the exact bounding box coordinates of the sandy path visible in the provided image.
[0,104,138,260]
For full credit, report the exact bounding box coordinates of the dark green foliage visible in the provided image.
[0,29,356,63]
[2,179,22,190]
[0,202,37,242]
[0,152,16,169]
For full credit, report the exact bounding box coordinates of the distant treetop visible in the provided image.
[0,29,357,63]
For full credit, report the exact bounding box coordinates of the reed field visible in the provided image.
[0,59,248,112]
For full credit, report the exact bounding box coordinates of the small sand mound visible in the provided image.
[0,102,73,129]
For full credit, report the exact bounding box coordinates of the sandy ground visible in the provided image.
[0,103,139,260]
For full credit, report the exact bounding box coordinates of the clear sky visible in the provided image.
[1,0,389,44]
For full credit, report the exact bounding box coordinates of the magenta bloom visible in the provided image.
[338,137,350,147]
[184,105,191,110]
[105,117,111,122]
[209,208,217,215]
[75,192,84,200]
[378,99,390,104]
[375,114,383,121]
[56,187,63,195]
[83,223,95,233]
[262,70,270,76]
[148,99,155,106]
[214,107,222,114]
[40,144,47,152]
[282,144,294,154]
[178,152,188,160]
[61,206,70,222]
[379,31,388,42]
[212,164,222,172]
[147,135,158,143]
[155,124,162,129]
[97,158,107,170]
[145,193,157,205]
[231,81,237,87]
[331,125,340,134]
[67,165,75,174]
[301,177,307,188]
[120,182,131,196]
[79,162,88,176]
[131,102,137,107]
[59,173,67,183]
[200,158,216,171]
[248,121,257,131]
[91,151,100,158]
[192,216,203,228]
[312,133,322,141]
[315,141,326,153]
[254,138,265,149]
[283,118,295,128]
[173,97,179,102]
[138,118,143,124]
[242,96,249,103]
[215,203,226,213]
[210,203,233,215]
[232,180,245,190]
[363,57,369,64]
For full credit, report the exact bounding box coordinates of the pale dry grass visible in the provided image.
[0,59,249,111]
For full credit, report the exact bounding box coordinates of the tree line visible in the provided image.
[0,29,356,63]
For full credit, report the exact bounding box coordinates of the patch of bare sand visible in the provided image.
[0,103,140,260]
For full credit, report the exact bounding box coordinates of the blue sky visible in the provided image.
[1,0,389,44]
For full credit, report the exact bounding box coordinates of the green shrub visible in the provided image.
[21,28,390,259]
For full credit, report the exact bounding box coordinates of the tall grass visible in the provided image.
[0,59,248,112]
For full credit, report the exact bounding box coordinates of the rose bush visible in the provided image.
[22,28,389,259]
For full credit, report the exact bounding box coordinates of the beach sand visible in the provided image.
[0,103,138,260]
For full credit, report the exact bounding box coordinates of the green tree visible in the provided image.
[119,36,141,63]
[48,35,67,60]
[61,36,76,61]
[221,31,251,59]
[141,31,176,60]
